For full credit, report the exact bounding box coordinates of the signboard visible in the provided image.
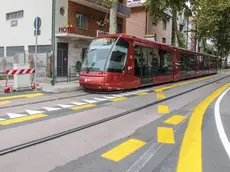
[34,17,41,30]
[96,30,109,36]
[144,34,155,42]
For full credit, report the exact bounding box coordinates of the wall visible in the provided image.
[0,0,53,50]
[55,0,68,34]
[126,7,146,38]
[126,7,172,45]
[67,1,124,37]
[147,14,172,45]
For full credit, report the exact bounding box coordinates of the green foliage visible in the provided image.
[144,0,188,23]
[101,0,118,8]
[194,0,230,57]
[178,32,187,48]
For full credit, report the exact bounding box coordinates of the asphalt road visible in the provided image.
[0,72,230,172]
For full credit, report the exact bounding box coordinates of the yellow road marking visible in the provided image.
[157,127,175,144]
[0,114,47,125]
[0,100,11,105]
[158,105,170,114]
[71,104,96,110]
[189,107,196,112]
[0,93,44,101]
[177,83,230,172]
[154,74,220,92]
[111,97,127,102]
[157,93,166,99]
[164,115,186,125]
[101,139,146,162]
[137,92,148,96]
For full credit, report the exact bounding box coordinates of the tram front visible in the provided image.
[80,35,130,91]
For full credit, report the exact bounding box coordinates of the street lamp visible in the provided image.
[51,0,56,86]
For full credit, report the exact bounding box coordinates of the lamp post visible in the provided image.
[51,0,56,86]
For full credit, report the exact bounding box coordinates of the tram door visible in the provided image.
[134,46,153,85]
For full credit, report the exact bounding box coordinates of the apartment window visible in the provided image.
[162,38,166,43]
[76,13,86,29]
[162,19,167,30]
[6,10,23,20]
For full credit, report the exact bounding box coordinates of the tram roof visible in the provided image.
[96,33,217,58]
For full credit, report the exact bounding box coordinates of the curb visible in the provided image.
[39,85,83,93]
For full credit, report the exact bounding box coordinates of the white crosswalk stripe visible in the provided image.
[58,104,75,108]
[25,110,45,115]
[71,102,87,106]
[94,98,108,101]
[7,113,27,118]
[43,107,61,111]
[82,99,98,103]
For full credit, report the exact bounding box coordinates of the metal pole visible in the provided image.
[35,20,38,82]
[51,0,56,86]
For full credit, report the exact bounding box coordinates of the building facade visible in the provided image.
[126,0,172,45]
[0,0,130,78]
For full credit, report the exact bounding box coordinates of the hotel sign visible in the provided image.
[59,24,78,34]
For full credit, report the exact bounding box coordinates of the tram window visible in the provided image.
[203,56,209,70]
[106,37,129,73]
[134,45,142,77]
[154,49,173,76]
[180,53,187,72]
[200,56,205,71]
[189,55,197,71]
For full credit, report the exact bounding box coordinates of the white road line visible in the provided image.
[0,118,6,121]
[71,102,87,106]
[43,107,61,111]
[214,87,230,159]
[25,110,45,115]
[7,113,27,118]
[58,104,75,108]
[103,96,116,99]
[125,114,187,172]
[82,99,98,103]
[93,98,108,101]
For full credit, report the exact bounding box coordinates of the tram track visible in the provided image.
[0,74,222,110]
[0,74,229,156]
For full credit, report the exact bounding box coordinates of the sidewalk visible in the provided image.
[37,78,82,93]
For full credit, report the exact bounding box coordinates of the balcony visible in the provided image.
[71,0,130,18]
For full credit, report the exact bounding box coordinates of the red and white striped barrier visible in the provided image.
[6,68,35,75]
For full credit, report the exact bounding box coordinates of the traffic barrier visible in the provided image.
[4,64,38,93]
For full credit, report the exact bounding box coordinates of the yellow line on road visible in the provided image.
[0,100,11,105]
[164,115,186,125]
[157,93,166,99]
[101,139,146,162]
[137,92,148,96]
[0,114,47,125]
[154,74,220,93]
[0,93,44,100]
[157,127,175,144]
[111,97,127,102]
[158,105,170,114]
[71,104,96,110]
[177,83,230,172]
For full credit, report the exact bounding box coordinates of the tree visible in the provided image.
[102,0,118,34]
[193,0,230,61]
[144,0,190,47]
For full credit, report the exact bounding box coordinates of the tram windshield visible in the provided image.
[81,37,129,72]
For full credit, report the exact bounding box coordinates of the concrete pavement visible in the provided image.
[0,73,230,172]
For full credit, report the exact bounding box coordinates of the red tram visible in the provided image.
[79,34,218,91]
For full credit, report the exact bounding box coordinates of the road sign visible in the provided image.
[33,17,41,82]
[34,29,41,36]
[34,17,41,30]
